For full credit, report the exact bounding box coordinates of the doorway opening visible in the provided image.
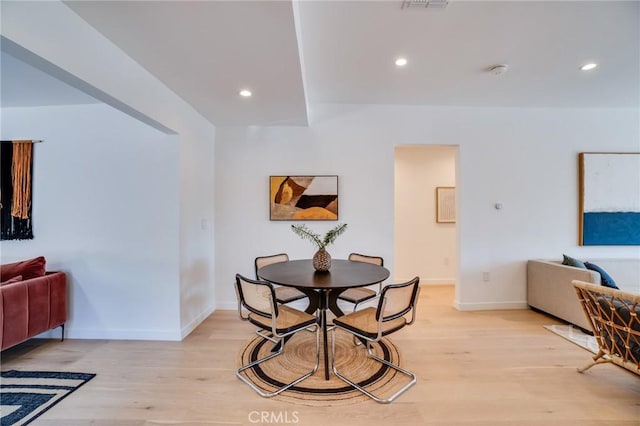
[394,145,459,305]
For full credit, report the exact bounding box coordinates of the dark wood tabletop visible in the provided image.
[258,259,389,290]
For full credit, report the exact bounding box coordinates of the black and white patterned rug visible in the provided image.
[0,370,95,426]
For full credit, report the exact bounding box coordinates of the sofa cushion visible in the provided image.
[584,261,619,289]
[0,256,46,281]
[1,275,23,286]
[562,254,586,269]
[0,271,67,351]
[1,282,29,348]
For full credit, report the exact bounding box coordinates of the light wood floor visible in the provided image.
[2,285,638,425]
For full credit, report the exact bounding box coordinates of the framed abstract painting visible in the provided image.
[436,186,456,223]
[270,175,339,221]
[579,152,640,245]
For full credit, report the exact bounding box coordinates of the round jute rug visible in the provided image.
[237,330,406,406]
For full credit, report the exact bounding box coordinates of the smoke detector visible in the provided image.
[488,64,509,75]
[402,0,449,9]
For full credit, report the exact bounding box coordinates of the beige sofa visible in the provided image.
[527,259,640,331]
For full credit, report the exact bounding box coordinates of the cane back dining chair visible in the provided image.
[234,273,320,397]
[337,253,385,310]
[331,276,420,403]
[255,253,307,304]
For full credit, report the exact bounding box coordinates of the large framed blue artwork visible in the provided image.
[579,152,640,245]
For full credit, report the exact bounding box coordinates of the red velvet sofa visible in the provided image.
[0,256,67,351]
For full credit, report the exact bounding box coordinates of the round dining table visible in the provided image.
[258,259,390,380]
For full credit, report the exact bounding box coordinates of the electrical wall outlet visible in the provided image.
[482,271,490,282]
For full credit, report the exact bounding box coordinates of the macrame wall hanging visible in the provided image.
[1,140,36,240]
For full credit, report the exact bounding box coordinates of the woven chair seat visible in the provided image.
[255,253,309,305]
[338,287,377,304]
[338,253,384,307]
[333,307,407,339]
[275,286,307,304]
[249,305,317,334]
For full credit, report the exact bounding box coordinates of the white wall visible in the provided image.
[2,1,637,337]
[2,0,217,339]
[178,124,216,337]
[395,146,457,284]
[215,104,640,311]
[1,104,181,339]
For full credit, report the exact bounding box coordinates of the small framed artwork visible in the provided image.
[270,175,339,221]
[436,186,456,223]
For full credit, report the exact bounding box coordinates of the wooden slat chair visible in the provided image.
[331,276,420,403]
[337,253,384,310]
[573,280,640,376]
[255,253,307,304]
[234,274,320,397]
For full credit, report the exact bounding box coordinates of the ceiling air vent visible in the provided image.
[401,0,449,9]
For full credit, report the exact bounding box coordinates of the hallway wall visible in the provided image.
[395,145,457,284]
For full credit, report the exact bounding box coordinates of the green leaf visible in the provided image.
[291,223,347,249]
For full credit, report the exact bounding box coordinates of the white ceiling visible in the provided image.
[3,1,639,127]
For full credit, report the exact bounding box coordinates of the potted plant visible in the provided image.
[291,223,347,271]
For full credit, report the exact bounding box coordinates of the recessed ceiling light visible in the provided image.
[239,89,252,97]
[580,63,597,71]
[395,57,408,67]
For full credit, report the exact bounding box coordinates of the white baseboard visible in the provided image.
[181,304,216,339]
[392,277,455,286]
[420,279,455,286]
[40,327,183,341]
[453,300,529,311]
[34,305,215,341]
